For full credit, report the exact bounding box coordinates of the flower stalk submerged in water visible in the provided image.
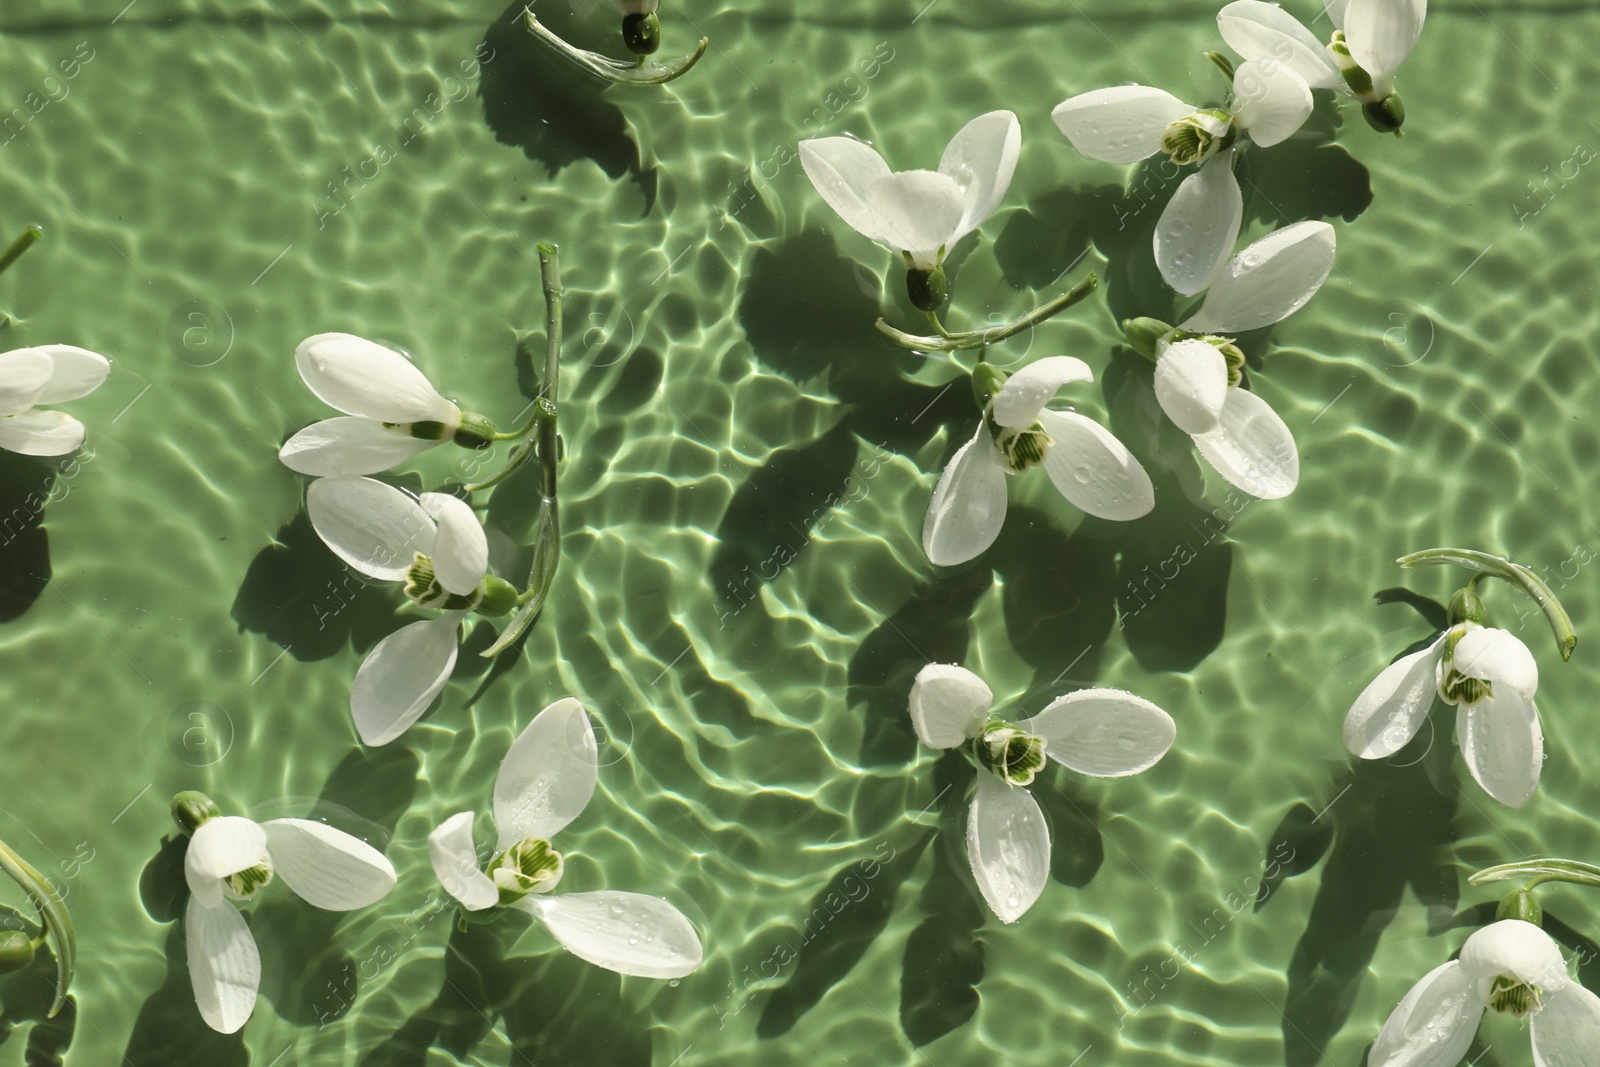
[428,698,704,978]
[908,664,1175,922]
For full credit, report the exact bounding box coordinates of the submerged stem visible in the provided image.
[1470,857,1600,892]
[0,838,73,1017]
[481,244,564,658]
[876,272,1098,352]
[1398,547,1576,661]
[0,225,42,278]
[523,8,707,85]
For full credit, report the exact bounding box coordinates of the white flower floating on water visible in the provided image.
[428,697,704,978]
[1218,0,1426,133]
[800,110,1020,310]
[1052,58,1315,294]
[1367,919,1600,1066]
[307,475,517,746]
[1131,220,1336,500]
[0,345,110,456]
[922,356,1154,566]
[1343,619,1543,807]
[279,332,495,476]
[173,791,397,1034]
[908,664,1175,922]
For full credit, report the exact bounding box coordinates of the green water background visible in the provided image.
[0,0,1592,1064]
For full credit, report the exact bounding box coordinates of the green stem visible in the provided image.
[481,244,564,659]
[0,838,73,1017]
[1206,50,1236,84]
[1469,857,1600,891]
[876,272,1098,352]
[1397,547,1576,661]
[0,225,42,278]
[925,311,955,339]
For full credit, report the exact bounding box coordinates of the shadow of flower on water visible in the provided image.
[0,450,59,623]
[1258,596,1461,1067]
[359,916,652,1067]
[480,1,658,213]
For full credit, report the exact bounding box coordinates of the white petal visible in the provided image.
[1452,627,1538,700]
[1153,339,1229,435]
[350,615,461,746]
[990,356,1093,429]
[185,897,260,1035]
[419,493,489,595]
[1457,691,1543,808]
[0,349,52,415]
[1193,387,1299,499]
[278,417,438,476]
[1020,688,1175,777]
[1458,920,1568,992]
[862,170,967,266]
[1216,2,1344,90]
[922,425,1008,566]
[33,346,111,404]
[939,110,1021,245]
[0,410,86,456]
[520,891,703,979]
[1036,409,1156,521]
[1343,0,1426,85]
[185,817,268,909]
[1368,961,1481,1067]
[1232,59,1314,148]
[260,819,397,910]
[306,476,435,582]
[799,136,895,244]
[428,811,499,911]
[295,332,459,424]
[1532,982,1600,1067]
[1342,638,1444,759]
[494,697,598,849]
[966,772,1050,923]
[1051,85,1197,165]
[908,663,993,749]
[1182,221,1336,334]
[1154,151,1242,297]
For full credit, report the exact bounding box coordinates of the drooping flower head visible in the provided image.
[0,345,110,456]
[909,664,1176,922]
[1368,919,1599,1066]
[279,333,495,477]
[173,791,397,1033]
[800,111,1021,310]
[307,475,517,745]
[922,356,1154,566]
[428,698,704,978]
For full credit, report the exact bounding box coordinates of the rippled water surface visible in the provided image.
[0,1,1594,1064]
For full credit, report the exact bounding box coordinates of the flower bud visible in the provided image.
[1362,94,1405,135]
[906,267,948,312]
[1496,887,1543,926]
[970,362,1008,411]
[0,930,34,973]
[171,791,221,836]
[476,575,519,617]
[1121,317,1176,362]
[622,12,661,56]
[453,411,497,450]
[1448,587,1486,627]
